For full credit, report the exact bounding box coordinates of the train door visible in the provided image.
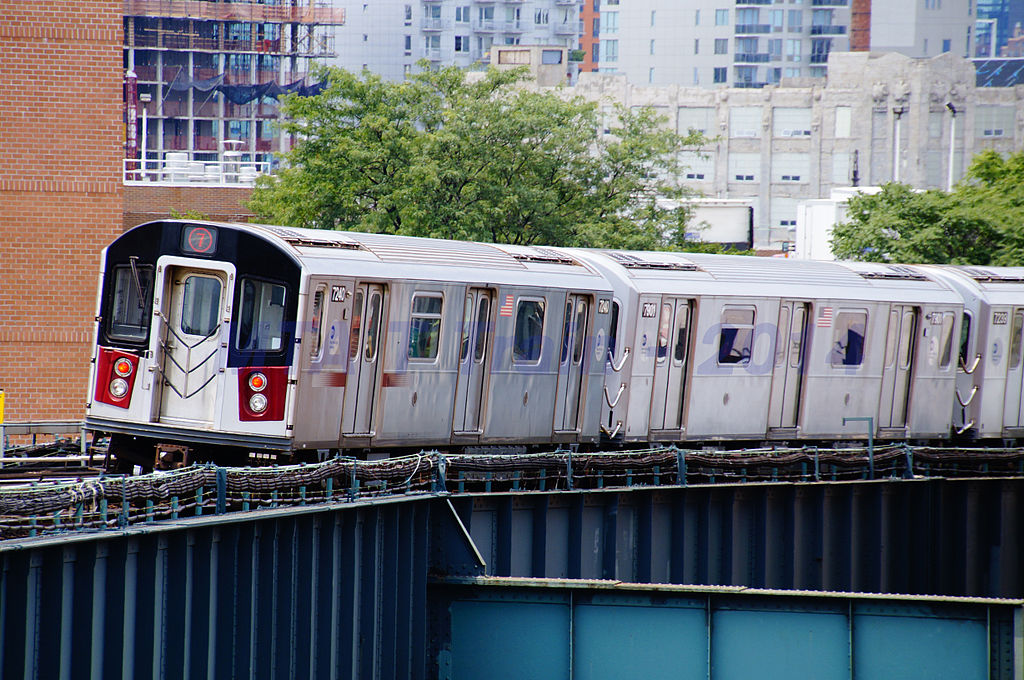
[453,288,493,434]
[1003,309,1024,428]
[767,301,808,430]
[342,283,386,436]
[157,265,230,426]
[555,294,590,432]
[295,282,350,443]
[649,298,692,431]
[879,305,918,428]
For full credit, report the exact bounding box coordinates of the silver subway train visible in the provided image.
[85,220,1020,468]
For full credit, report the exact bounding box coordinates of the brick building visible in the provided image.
[0,2,124,421]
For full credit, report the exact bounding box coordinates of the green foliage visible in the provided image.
[169,208,210,221]
[832,150,1024,265]
[247,63,709,250]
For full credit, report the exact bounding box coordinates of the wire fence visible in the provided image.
[2,445,1024,540]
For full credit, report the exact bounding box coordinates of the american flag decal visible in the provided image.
[816,306,833,328]
[499,294,515,317]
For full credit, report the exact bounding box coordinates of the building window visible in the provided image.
[975,106,1014,137]
[534,8,549,24]
[834,106,851,137]
[694,9,699,25]
[455,35,470,52]
[649,67,656,83]
[651,10,656,26]
[728,152,760,181]
[715,38,728,54]
[942,38,951,52]
[694,38,699,54]
[772,152,810,182]
[455,6,470,22]
[604,39,618,62]
[788,9,802,31]
[404,35,412,55]
[768,38,782,59]
[603,11,618,32]
[650,39,656,55]
[730,106,761,137]
[715,9,728,25]
[592,43,599,62]
[785,67,800,77]
[592,17,599,36]
[771,9,784,31]
[404,4,412,23]
[786,38,802,60]
[713,67,727,83]
[680,150,714,180]
[693,67,699,85]
[772,107,811,137]
[678,107,716,135]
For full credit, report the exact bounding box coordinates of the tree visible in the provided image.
[247,63,710,250]
[830,184,1001,264]
[831,150,1024,265]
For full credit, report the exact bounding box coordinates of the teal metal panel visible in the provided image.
[574,602,708,680]
[854,611,988,680]
[448,600,569,680]
[711,608,850,680]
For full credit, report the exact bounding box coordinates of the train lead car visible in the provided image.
[85,220,1021,470]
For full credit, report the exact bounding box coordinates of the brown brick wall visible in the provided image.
[850,0,871,52]
[123,184,255,230]
[0,2,124,421]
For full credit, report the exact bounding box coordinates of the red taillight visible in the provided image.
[94,350,138,408]
[238,367,286,421]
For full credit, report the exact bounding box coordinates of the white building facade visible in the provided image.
[606,0,851,87]
[573,51,1024,248]
[870,0,974,58]
[332,0,581,80]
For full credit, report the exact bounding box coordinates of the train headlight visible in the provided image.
[249,393,268,414]
[113,357,134,377]
[109,378,129,399]
[248,372,267,392]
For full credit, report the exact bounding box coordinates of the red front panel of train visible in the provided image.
[237,366,287,421]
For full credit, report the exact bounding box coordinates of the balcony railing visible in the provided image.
[422,47,442,60]
[734,52,770,63]
[809,53,830,64]
[553,21,578,34]
[736,0,771,4]
[422,17,449,30]
[734,23,771,34]
[124,0,346,25]
[810,24,846,35]
[124,154,271,185]
[733,81,769,88]
[498,20,524,32]
[812,0,848,5]
[473,20,496,31]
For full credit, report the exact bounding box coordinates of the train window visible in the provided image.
[673,303,689,364]
[898,310,916,370]
[180,275,221,337]
[349,290,363,360]
[460,294,473,361]
[108,264,153,342]
[560,302,573,364]
[883,310,899,368]
[409,293,442,360]
[309,288,325,360]
[830,310,867,367]
[513,299,545,363]
[364,292,382,361]
[607,301,620,361]
[775,307,790,368]
[572,299,588,364]
[657,304,672,362]
[789,305,806,368]
[718,307,755,365]
[938,312,955,369]
[959,313,972,366]
[1010,312,1024,370]
[474,296,490,363]
[236,278,287,352]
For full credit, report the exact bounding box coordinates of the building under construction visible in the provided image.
[123,0,345,179]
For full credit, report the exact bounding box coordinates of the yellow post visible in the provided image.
[0,389,5,423]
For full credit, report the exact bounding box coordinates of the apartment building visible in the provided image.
[331,0,581,81]
[868,0,973,57]
[607,0,851,88]
[124,0,345,174]
[574,51,1023,247]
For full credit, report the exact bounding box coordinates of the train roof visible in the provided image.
[566,249,961,304]
[145,221,610,292]
[920,265,1024,307]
